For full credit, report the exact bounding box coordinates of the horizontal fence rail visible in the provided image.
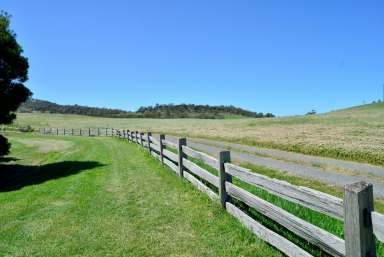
[39,127,384,257]
[39,127,115,137]
[225,163,344,220]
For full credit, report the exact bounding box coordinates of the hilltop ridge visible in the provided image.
[18,98,274,119]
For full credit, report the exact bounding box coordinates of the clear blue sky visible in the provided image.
[2,0,384,115]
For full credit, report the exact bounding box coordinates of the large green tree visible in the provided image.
[0,11,31,156]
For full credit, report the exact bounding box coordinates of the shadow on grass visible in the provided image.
[0,161,105,192]
[0,157,20,163]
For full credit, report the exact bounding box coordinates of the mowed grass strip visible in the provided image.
[0,134,282,257]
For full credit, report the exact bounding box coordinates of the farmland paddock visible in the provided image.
[38,127,384,257]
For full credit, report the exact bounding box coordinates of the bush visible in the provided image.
[18,125,34,132]
[0,135,10,156]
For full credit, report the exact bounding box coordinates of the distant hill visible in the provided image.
[18,99,133,118]
[18,99,275,119]
[136,104,274,119]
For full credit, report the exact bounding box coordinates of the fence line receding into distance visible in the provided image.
[39,127,384,257]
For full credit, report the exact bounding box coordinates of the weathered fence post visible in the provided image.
[130,131,134,142]
[344,181,376,257]
[64,129,66,136]
[219,151,232,209]
[56,128,59,135]
[98,128,100,136]
[159,134,165,164]
[88,128,91,136]
[80,129,82,136]
[147,132,152,154]
[140,133,144,147]
[177,138,187,177]
[105,128,108,136]
[71,128,73,135]
[134,131,138,144]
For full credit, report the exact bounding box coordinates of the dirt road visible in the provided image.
[164,135,384,197]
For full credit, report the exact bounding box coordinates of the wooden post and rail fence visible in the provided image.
[39,127,384,257]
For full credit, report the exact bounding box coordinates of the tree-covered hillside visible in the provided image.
[19,99,133,118]
[137,104,274,118]
[19,99,274,119]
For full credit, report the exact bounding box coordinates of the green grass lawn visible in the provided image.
[0,133,282,257]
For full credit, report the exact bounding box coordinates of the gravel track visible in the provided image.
[164,135,384,197]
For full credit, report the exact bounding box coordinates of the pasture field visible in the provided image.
[10,102,384,165]
[1,132,384,256]
[0,133,282,257]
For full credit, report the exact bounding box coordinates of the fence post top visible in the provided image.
[345,181,372,193]
[178,137,187,143]
[219,150,231,160]
[159,134,165,139]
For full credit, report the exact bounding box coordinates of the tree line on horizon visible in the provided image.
[19,99,275,119]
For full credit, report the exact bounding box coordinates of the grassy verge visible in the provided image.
[235,139,384,167]
[172,146,384,256]
[0,133,282,257]
[240,162,384,213]
[237,162,384,255]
